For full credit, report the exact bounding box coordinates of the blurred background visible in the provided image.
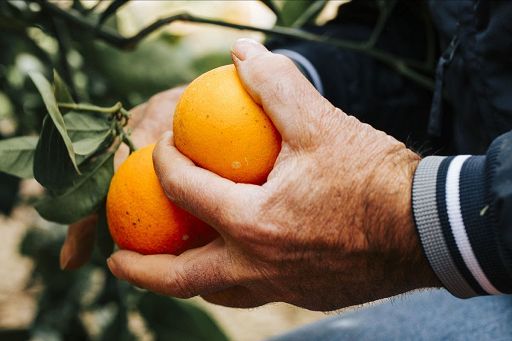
[0,1,356,340]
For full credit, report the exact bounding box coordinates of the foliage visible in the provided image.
[15,225,227,341]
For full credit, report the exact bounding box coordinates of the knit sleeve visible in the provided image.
[412,131,512,297]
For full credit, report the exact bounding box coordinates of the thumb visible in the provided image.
[231,38,337,147]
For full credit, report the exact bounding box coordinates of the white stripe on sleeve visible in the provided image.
[446,155,502,295]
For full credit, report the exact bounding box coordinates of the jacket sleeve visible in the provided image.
[412,131,512,297]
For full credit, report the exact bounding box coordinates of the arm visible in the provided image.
[413,132,512,297]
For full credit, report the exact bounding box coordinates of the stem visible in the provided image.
[363,0,397,48]
[291,0,327,28]
[122,134,136,154]
[52,17,79,101]
[37,0,434,90]
[57,101,122,113]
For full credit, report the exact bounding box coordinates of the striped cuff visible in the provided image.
[412,156,511,298]
[272,49,324,95]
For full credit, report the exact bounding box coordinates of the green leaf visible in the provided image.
[35,151,114,224]
[29,72,79,173]
[96,201,114,259]
[33,117,80,192]
[0,136,38,178]
[138,293,227,341]
[73,130,112,156]
[53,70,74,107]
[64,111,112,142]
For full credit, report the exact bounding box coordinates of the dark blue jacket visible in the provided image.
[274,0,512,296]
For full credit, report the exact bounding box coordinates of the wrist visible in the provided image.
[365,147,441,291]
[396,152,442,290]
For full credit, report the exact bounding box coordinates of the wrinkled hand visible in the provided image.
[107,39,441,311]
[59,86,185,270]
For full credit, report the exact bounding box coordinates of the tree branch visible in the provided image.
[52,17,79,101]
[37,0,434,90]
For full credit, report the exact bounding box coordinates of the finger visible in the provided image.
[115,86,187,169]
[130,86,187,146]
[107,238,245,298]
[60,214,97,270]
[231,38,338,146]
[201,286,270,308]
[153,132,262,235]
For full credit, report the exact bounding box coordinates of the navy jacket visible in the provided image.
[273,0,512,296]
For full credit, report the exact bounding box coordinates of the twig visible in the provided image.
[52,17,79,101]
[37,0,434,90]
[83,0,102,15]
[121,133,136,153]
[363,0,398,48]
[291,0,327,28]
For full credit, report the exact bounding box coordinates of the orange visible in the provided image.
[173,64,281,184]
[106,144,217,255]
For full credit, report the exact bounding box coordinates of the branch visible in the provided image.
[37,0,434,90]
[363,0,398,48]
[52,17,79,101]
[291,0,327,28]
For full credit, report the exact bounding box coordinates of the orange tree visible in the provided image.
[0,0,434,339]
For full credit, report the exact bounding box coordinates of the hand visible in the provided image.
[59,86,186,270]
[107,39,441,311]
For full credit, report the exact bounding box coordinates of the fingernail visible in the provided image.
[106,257,117,272]
[231,38,268,61]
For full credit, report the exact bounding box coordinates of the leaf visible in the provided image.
[53,70,74,106]
[64,111,113,159]
[0,136,38,178]
[64,111,112,142]
[96,201,114,258]
[33,116,80,192]
[138,293,228,341]
[73,130,112,156]
[97,0,129,27]
[29,72,79,173]
[35,151,114,224]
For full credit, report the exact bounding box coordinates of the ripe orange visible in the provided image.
[173,64,281,184]
[106,144,217,255]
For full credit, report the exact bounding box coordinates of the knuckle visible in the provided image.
[212,187,255,231]
[271,53,296,72]
[161,174,185,203]
[239,218,280,256]
[167,265,195,298]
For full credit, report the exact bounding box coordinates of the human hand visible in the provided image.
[106,39,441,311]
[59,86,186,270]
